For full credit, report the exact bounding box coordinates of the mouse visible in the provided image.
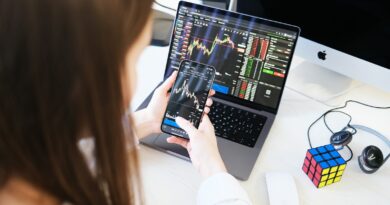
[265,171,300,205]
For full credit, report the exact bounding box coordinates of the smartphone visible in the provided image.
[161,60,216,139]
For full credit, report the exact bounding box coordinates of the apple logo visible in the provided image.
[317,50,326,60]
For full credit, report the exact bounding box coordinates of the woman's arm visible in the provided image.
[131,71,177,139]
[132,108,158,139]
[167,116,253,205]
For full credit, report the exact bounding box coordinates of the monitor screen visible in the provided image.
[237,0,390,69]
[165,1,299,110]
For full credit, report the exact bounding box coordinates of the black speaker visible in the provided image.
[330,124,389,174]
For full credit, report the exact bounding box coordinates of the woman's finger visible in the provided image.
[176,117,197,137]
[204,106,210,114]
[199,114,214,132]
[209,89,216,96]
[159,70,178,93]
[205,98,213,107]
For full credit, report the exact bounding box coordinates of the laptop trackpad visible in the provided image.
[153,133,190,159]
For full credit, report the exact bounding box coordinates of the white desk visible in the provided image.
[132,44,390,205]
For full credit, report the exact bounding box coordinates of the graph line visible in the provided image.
[187,34,236,57]
[172,79,201,110]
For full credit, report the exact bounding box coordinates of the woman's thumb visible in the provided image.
[175,117,197,137]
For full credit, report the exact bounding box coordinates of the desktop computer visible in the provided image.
[236,0,390,101]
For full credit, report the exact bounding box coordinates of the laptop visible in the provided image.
[138,1,300,180]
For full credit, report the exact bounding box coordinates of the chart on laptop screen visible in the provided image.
[167,5,298,108]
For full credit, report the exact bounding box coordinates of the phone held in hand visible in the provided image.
[161,60,216,139]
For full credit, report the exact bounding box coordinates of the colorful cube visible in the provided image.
[302,144,346,188]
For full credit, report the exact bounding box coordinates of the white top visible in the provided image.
[198,172,252,205]
[78,138,252,205]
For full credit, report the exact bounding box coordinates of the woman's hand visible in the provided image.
[132,71,215,139]
[167,115,227,178]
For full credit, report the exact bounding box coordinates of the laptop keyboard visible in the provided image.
[209,101,267,147]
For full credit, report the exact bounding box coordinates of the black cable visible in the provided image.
[324,111,355,162]
[154,1,176,12]
[345,145,354,162]
[323,110,353,134]
[307,100,390,149]
[326,100,390,112]
[347,124,357,135]
[307,111,329,148]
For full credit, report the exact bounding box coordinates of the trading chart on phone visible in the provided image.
[162,61,215,136]
[167,6,298,108]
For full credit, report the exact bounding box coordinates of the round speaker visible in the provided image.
[361,145,384,169]
[330,130,353,146]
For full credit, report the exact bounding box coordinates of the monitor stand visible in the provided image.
[286,61,361,105]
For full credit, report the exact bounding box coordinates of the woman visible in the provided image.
[0,0,251,204]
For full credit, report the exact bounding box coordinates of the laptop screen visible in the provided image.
[164,1,299,111]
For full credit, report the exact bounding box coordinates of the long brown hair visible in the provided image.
[0,0,153,204]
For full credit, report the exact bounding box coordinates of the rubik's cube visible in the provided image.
[302,144,346,188]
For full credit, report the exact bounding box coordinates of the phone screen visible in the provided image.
[161,60,215,139]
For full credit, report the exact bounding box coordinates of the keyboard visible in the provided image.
[209,101,267,147]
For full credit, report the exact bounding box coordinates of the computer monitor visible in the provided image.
[236,0,390,98]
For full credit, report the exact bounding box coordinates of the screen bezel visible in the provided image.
[161,59,216,139]
[163,1,300,114]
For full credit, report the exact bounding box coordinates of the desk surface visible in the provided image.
[132,44,390,205]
